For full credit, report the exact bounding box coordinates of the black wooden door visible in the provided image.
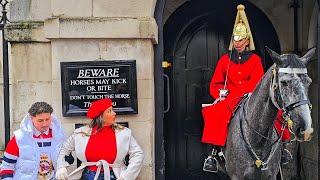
[164,21,229,180]
[163,1,280,179]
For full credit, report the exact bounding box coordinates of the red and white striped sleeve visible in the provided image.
[0,136,19,179]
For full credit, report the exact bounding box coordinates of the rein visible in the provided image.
[239,94,285,170]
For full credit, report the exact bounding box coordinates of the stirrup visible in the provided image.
[203,155,218,173]
[281,148,293,165]
[203,148,218,173]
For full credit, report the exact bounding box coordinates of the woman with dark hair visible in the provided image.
[56,98,144,180]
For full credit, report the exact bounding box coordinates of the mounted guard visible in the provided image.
[201,4,293,173]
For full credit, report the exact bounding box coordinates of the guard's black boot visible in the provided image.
[281,148,292,165]
[203,148,218,173]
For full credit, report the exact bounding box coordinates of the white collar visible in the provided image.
[33,126,50,136]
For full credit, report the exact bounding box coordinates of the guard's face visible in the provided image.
[102,107,116,126]
[233,38,249,52]
[31,113,52,133]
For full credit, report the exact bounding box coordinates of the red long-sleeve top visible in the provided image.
[85,125,117,171]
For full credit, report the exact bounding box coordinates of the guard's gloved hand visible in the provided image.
[219,89,229,100]
[56,167,68,180]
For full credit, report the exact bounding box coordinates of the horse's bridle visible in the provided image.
[239,66,311,170]
[270,66,311,129]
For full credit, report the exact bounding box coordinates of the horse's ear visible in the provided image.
[265,46,282,65]
[301,47,316,64]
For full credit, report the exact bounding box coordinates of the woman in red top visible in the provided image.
[56,98,144,180]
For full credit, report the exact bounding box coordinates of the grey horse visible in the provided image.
[224,47,316,180]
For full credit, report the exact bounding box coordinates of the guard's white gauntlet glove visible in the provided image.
[219,89,229,100]
[56,167,68,180]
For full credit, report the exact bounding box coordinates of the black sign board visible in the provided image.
[61,60,137,116]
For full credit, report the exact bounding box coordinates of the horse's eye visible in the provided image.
[280,80,289,86]
[280,77,291,82]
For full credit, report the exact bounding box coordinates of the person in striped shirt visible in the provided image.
[0,102,65,179]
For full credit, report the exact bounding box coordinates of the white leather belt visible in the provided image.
[68,160,122,180]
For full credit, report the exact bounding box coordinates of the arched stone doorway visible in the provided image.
[163,1,280,179]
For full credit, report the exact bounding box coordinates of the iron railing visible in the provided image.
[0,0,10,146]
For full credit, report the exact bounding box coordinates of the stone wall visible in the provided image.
[4,0,157,179]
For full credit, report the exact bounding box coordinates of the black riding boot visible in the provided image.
[203,146,225,173]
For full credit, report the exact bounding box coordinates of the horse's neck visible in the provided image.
[245,69,278,144]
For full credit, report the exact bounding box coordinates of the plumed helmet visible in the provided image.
[228,4,255,51]
[233,20,247,41]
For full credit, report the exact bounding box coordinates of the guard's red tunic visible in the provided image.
[201,53,264,146]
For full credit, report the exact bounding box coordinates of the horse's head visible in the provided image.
[266,47,316,142]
